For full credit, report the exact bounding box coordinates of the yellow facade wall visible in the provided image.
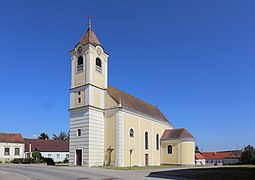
[74,70,85,87]
[93,67,105,88]
[90,47,106,89]
[93,88,101,107]
[122,112,171,166]
[105,113,116,165]
[180,142,195,165]
[123,113,139,166]
[105,92,117,109]
[161,141,178,164]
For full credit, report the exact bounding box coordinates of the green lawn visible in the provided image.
[96,165,183,170]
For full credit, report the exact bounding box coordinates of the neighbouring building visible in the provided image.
[69,19,195,167]
[24,138,69,162]
[223,150,242,165]
[195,153,206,166]
[0,133,25,162]
[202,151,231,166]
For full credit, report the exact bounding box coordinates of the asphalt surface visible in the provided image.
[0,164,193,180]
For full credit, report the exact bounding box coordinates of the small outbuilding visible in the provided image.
[195,153,206,165]
[161,128,195,165]
[223,150,242,165]
[0,133,25,162]
[24,138,69,162]
[202,151,231,166]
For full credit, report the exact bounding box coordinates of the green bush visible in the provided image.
[240,145,255,165]
[4,159,10,163]
[32,151,42,160]
[63,158,69,163]
[44,158,55,165]
[22,158,30,164]
[13,158,23,164]
[34,159,44,163]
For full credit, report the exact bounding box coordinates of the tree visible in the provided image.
[52,131,69,141]
[240,145,255,165]
[195,146,201,153]
[38,132,49,140]
[32,151,42,160]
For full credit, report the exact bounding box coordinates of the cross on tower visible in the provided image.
[88,16,92,29]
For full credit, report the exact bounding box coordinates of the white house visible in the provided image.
[24,138,69,162]
[0,133,25,162]
[223,150,242,165]
[202,151,231,166]
[195,153,206,165]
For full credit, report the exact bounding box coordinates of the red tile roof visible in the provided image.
[0,132,24,143]
[202,151,231,160]
[224,150,242,159]
[195,153,205,159]
[24,138,69,152]
[107,86,171,125]
[79,28,101,46]
[161,128,195,140]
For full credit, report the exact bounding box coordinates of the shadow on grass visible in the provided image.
[147,167,255,180]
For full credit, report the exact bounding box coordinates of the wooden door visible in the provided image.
[76,149,82,166]
[145,154,149,166]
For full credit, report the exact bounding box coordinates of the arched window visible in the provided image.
[77,56,83,72]
[77,91,82,104]
[77,129,81,136]
[156,134,159,150]
[167,145,172,154]
[145,131,148,150]
[130,128,134,137]
[96,58,102,73]
[96,58,102,67]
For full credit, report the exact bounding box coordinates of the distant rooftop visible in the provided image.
[0,132,24,143]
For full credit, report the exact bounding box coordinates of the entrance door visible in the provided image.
[145,154,149,166]
[76,149,82,166]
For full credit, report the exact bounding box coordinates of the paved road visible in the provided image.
[0,164,193,180]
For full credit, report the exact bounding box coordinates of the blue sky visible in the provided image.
[0,0,254,151]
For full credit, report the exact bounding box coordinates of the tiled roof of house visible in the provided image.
[224,150,242,159]
[195,153,205,159]
[202,151,231,160]
[107,86,171,125]
[79,28,101,46]
[24,138,69,152]
[161,128,195,140]
[0,132,24,143]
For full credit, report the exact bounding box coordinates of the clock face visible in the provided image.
[77,46,82,54]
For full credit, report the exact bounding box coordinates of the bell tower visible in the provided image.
[69,17,109,166]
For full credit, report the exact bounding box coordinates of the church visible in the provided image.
[69,20,195,167]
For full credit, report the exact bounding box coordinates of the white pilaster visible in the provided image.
[104,61,108,88]
[138,117,141,165]
[85,51,89,84]
[89,52,93,83]
[70,92,74,109]
[151,121,154,165]
[116,110,123,166]
[71,57,75,88]
[89,86,94,105]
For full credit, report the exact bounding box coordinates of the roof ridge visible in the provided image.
[107,85,171,124]
[108,85,159,109]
